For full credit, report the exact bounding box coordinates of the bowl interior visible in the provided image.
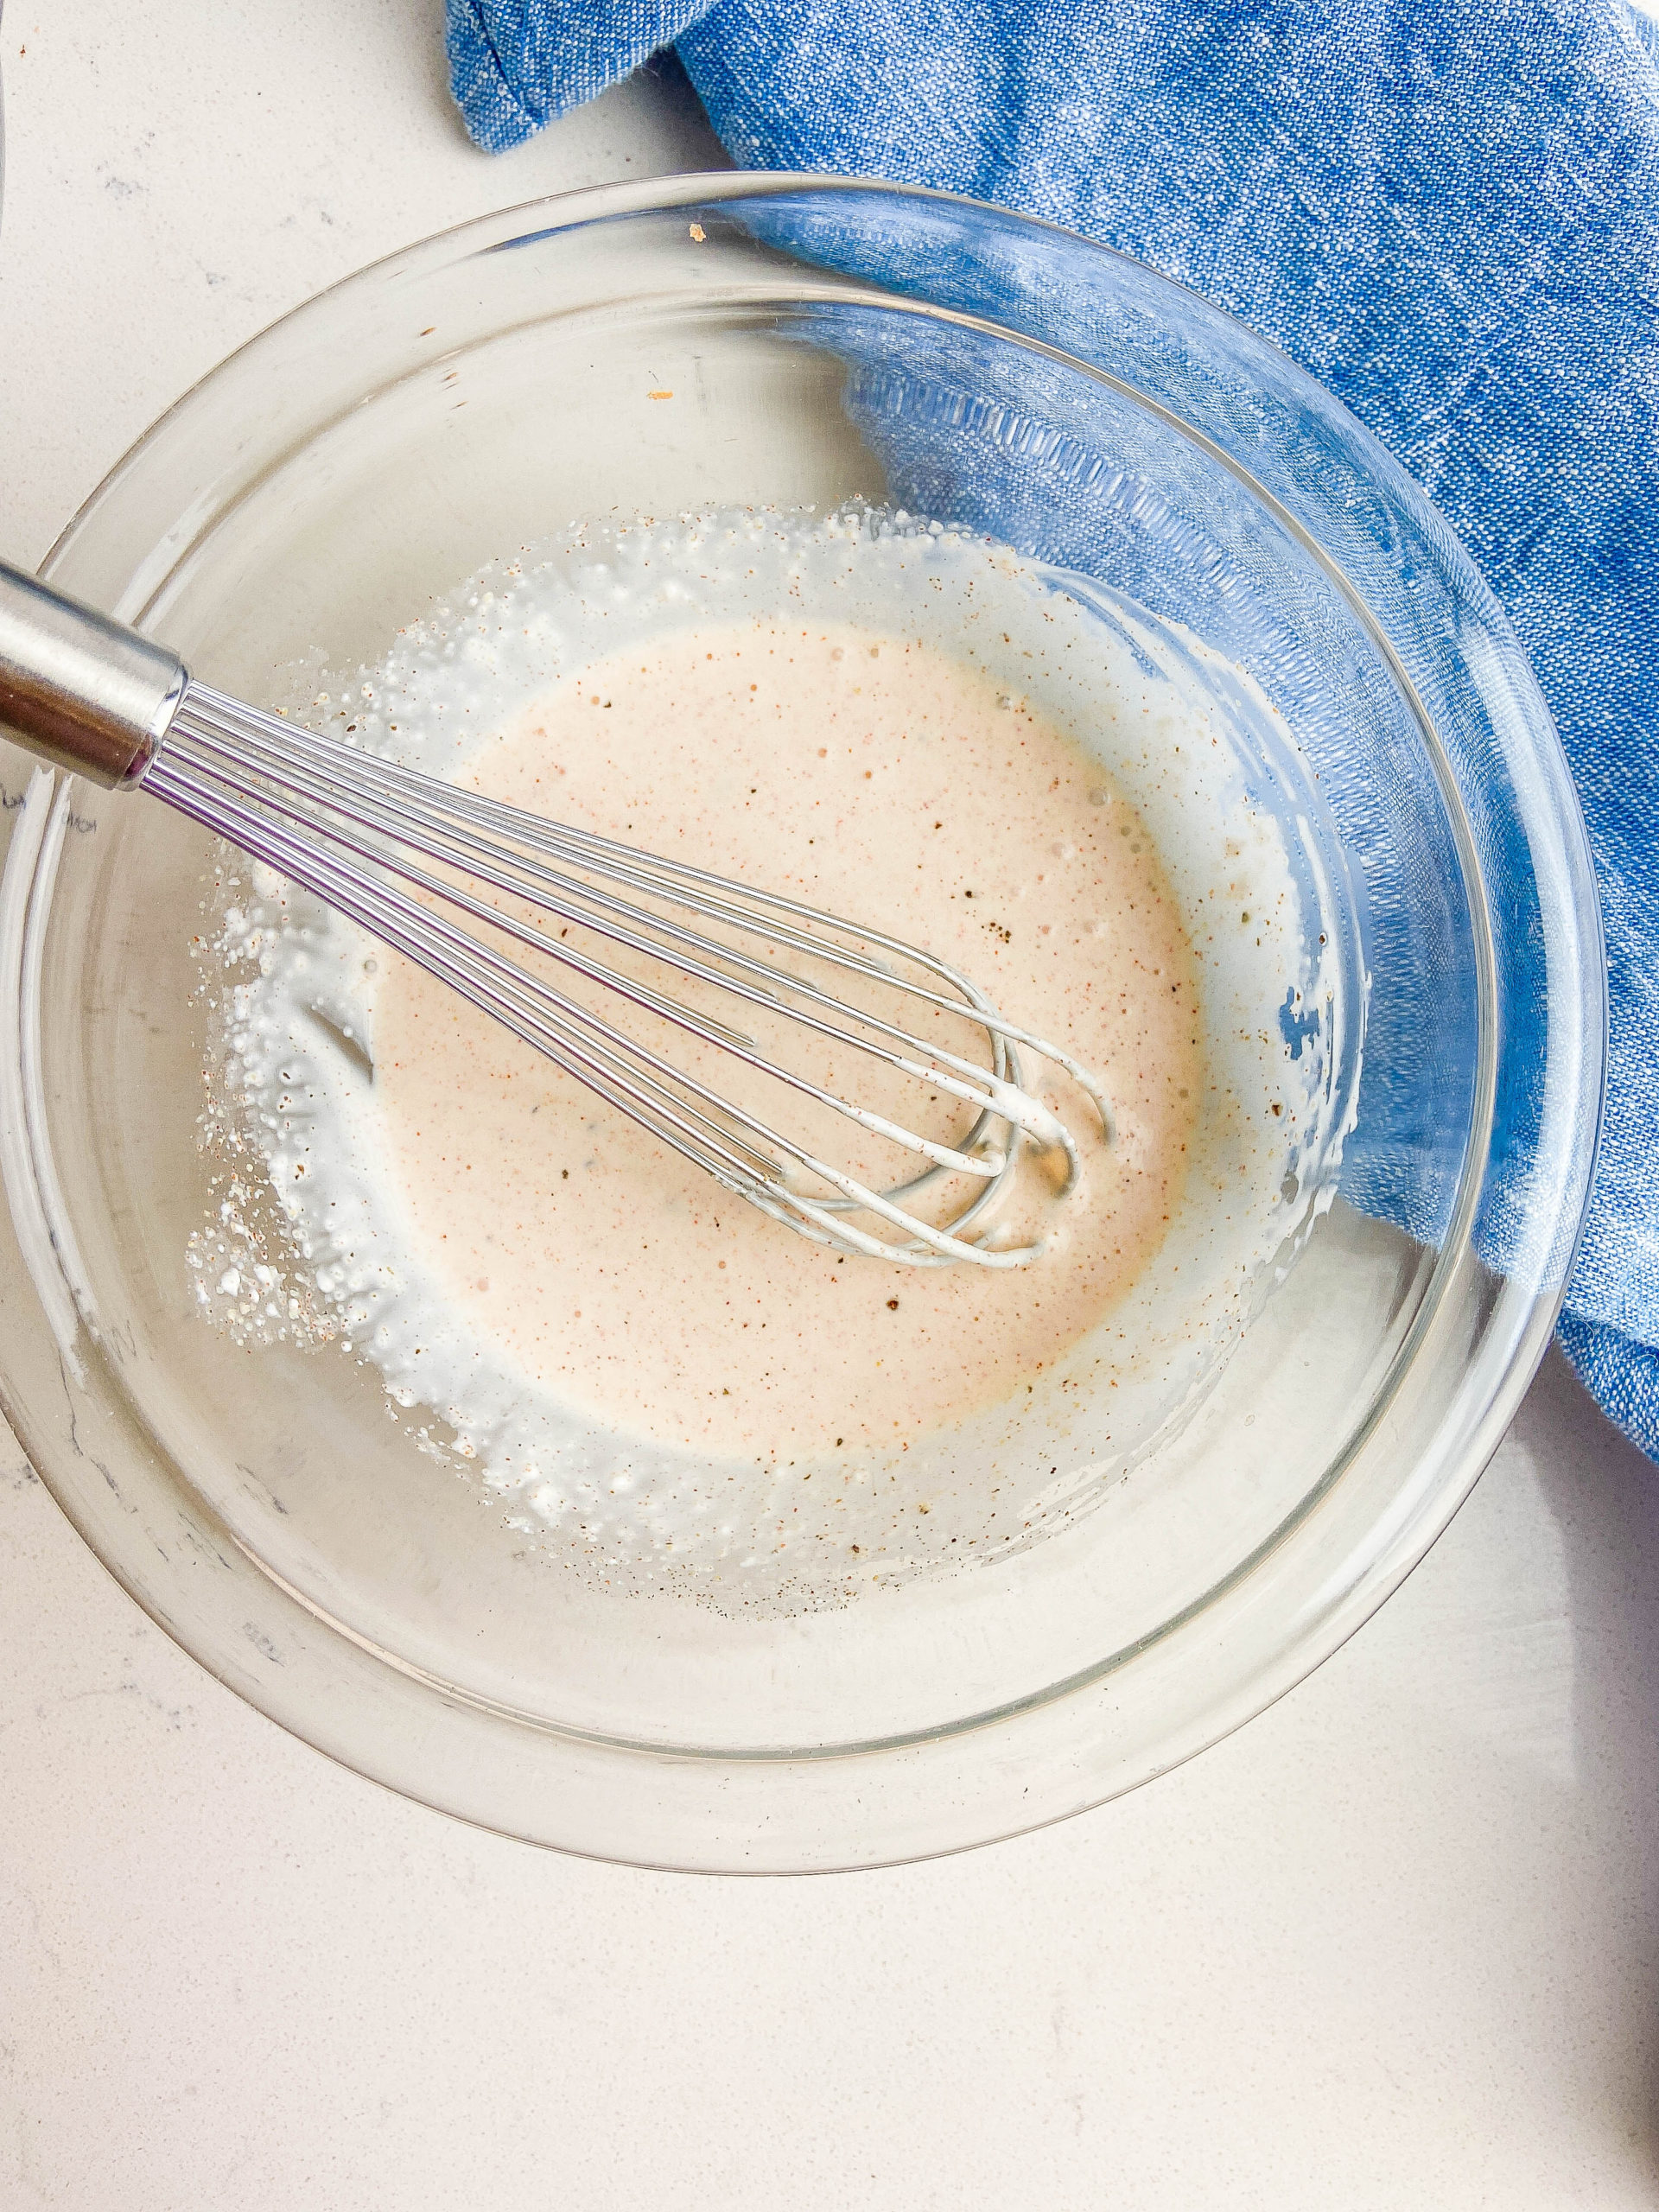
[0,180,1597,1865]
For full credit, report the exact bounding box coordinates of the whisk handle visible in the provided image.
[0,556,186,788]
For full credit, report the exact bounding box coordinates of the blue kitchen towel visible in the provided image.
[448,0,1659,1463]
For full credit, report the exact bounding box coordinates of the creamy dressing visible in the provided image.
[369,620,1199,1458]
[193,512,1340,1605]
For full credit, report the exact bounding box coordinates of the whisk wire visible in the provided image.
[174,696,1020,1116]
[181,690,1113,1142]
[0,559,1109,1264]
[152,751,1031,1265]
[142,682,1112,1267]
[168,712,1009,1177]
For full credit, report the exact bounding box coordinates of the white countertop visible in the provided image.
[3,7,1656,2205]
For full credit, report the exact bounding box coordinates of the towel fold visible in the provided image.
[448,0,1659,1462]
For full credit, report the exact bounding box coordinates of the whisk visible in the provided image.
[0,559,1111,1267]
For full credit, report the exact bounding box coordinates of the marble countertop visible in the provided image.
[3,6,1656,2205]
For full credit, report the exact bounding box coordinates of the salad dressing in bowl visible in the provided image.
[197,513,1330,1605]
[0,178,1599,1866]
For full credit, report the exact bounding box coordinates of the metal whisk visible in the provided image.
[0,559,1111,1267]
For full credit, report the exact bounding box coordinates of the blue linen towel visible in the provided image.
[448,0,1659,1463]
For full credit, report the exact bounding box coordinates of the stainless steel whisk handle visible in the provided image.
[0,556,186,788]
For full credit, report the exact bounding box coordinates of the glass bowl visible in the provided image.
[0,176,1603,1871]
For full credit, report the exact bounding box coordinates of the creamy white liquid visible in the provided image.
[372,619,1200,1456]
[193,512,1345,1606]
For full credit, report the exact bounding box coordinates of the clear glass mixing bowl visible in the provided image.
[0,176,1603,1871]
